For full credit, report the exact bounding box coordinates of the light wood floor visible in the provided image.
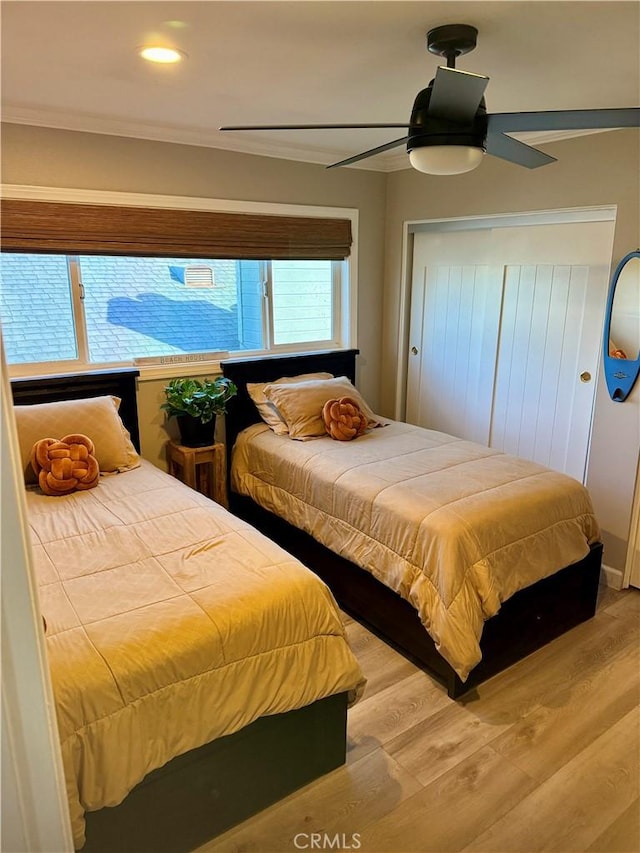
[198,585,640,853]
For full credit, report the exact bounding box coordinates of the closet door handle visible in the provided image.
[411,346,419,355]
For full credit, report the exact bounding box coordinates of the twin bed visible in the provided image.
[11,348,602,849]
[11,369,365,853]
[221,348,602,699]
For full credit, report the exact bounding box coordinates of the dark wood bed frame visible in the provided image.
[10,368,350,852]
[221,348,603,700]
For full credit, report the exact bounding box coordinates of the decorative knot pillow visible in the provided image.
[322,397,368,441]
[30,434,100,496]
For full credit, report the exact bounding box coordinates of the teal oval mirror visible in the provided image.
[603,250,640,402]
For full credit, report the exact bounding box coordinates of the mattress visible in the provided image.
[27,460,365,849]
[231,420,601,681]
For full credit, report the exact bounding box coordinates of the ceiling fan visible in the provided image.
[220,24,639,175]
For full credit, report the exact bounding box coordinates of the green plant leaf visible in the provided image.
[162,375,238,423]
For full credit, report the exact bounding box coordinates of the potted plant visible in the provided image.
[162,376,237,447]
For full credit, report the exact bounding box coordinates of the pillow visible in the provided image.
[322,397,368,441]
[31,434,100,496]
[262,376,382,440]
[15,395,140,484]
[247,372,333,434]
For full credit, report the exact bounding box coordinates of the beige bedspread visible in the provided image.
[232,421,601,681]
[27,461,365,849]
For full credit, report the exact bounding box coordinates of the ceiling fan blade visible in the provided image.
[428,66,489,123]
[486,132,557,168]
[327,136,409,169]
[219,123,410,131]
[487,107,640,134]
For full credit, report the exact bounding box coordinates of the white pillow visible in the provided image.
[14,395,140,484]
[262,376,383,440]
[247,372,333,434]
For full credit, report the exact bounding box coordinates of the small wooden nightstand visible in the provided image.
[166,441,228,508]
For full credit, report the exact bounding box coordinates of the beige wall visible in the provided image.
[2,124,639,571]
[1,123,387,467]
[383,129,640,572]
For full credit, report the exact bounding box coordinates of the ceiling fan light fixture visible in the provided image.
[409,144,484,175]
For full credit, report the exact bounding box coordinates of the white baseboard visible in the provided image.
[601,563,624,590]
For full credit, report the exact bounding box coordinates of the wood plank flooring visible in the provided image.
[197,586,640,853]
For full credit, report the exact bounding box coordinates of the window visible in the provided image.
[0,254,343,370]
[271,260,335,345]
[0,194,355,375]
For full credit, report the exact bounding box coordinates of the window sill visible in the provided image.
[7,342,344,384]
[7,359,224,383]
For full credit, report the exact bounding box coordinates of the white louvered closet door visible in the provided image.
[406,220,615,482]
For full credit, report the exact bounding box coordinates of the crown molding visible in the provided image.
[1,104,399,172]
[1,104,619,175]
[510,127,618,145]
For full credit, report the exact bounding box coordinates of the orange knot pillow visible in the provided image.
[322,397,368,441]
[30,434,100,496]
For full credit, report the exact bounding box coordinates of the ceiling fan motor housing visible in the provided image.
[407,86,488,153]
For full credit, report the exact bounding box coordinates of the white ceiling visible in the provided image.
[1,1,639,172]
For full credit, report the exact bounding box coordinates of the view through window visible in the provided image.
[0,254,339,367]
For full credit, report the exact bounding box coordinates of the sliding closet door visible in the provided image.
[407,229,504,444]
[489,263,604,479]
[406,218,615,481]
[406,260,503,443]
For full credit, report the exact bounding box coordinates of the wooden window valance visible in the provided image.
[0,200,352,260]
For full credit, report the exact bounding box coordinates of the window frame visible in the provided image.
[1,186,358,380]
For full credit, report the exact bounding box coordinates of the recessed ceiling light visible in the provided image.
[139,46,185,64]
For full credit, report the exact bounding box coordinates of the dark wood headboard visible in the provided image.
[221,349,359,453]
[10,368,141,452]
